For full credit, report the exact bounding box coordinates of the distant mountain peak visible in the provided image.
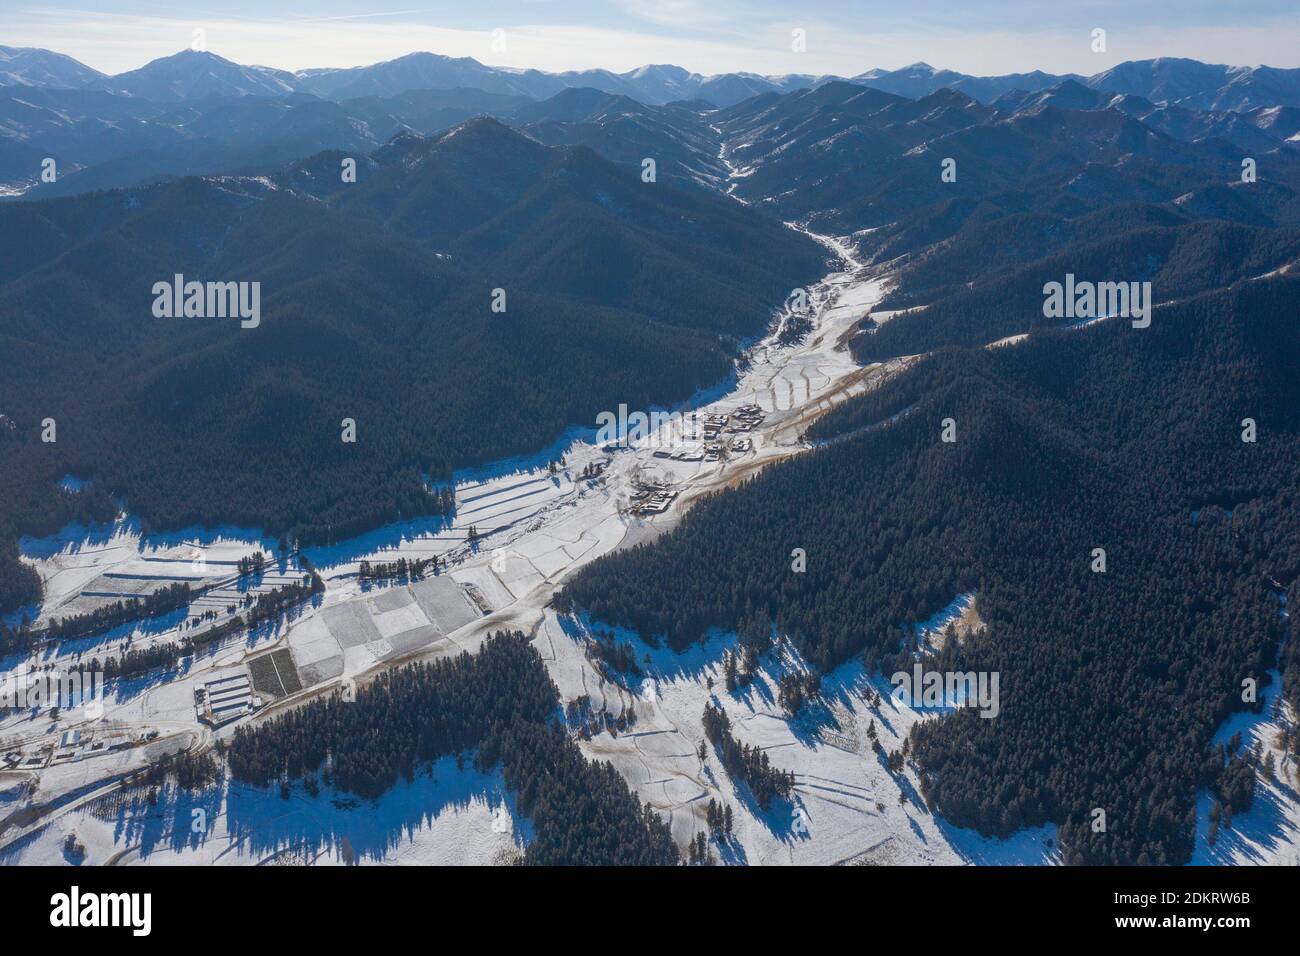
[389,51,485,68]
[167,48,223,61]
[431,114,545,158]
[0,44,107,88]
[442,114,525,137]
[98,47,298,100]
[631,64,693,79]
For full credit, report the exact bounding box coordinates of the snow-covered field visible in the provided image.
[20,521,288,623]
[2,755,526,866]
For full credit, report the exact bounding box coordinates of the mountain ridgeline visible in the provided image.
[716,80,1300,237]
[7,47,1300,110]
[6,50,1300,201]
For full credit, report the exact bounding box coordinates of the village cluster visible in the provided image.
[648,404,765,463]
[3,725,158,771]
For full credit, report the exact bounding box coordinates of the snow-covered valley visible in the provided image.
[0,226,1006,866]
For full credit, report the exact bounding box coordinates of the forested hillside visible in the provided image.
[559,274,1300,864]
[0,125,823,615]
[863,201,1295,309]
[853,218,1300,360]
[322,118,822,336]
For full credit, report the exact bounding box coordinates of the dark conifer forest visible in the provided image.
[853,218,1300,362]
[559,275,1300,864]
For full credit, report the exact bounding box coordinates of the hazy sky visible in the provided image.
[8,1,1300,77]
